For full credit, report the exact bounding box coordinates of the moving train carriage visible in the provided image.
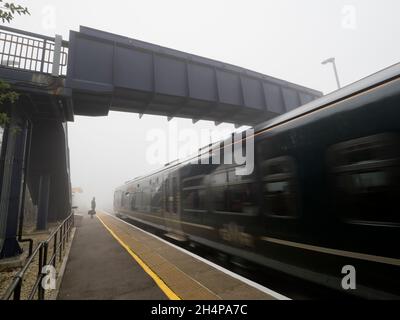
[114,166,183,237]
[114,63,400,299]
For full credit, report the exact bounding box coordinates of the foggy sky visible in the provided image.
[8,0,400,210]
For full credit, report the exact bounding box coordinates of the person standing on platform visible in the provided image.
[89,197,96,218]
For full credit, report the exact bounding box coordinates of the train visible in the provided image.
[114,63,400,299]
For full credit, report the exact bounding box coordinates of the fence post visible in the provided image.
[59,226,63,262]
[52,35,62,76]
[40,39,47,73]
[53,234,57,268]
[66,219,69,242]
[13,278,22,301]
[38,245,44,300]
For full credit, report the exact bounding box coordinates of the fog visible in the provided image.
[9,0,400,210]
[67,114,236,211]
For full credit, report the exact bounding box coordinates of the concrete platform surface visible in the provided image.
[57,214,167,300]
[58,211,280,300]
[96,212,278,300]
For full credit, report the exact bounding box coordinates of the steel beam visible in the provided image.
[0,109,27,258]
[36,174,51,231]
[67,26,322,125]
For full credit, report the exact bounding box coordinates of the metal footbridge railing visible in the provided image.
[0,25,68,77]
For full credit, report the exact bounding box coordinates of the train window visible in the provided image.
[135,192,140,210]
[210,168,257,215]
[172,177,178,213]
[182,175,206,211]
[122,191,130,210]
[182,188,206,210]
[143,187,152,212]
[119,192,123,207]
[130,193,136,210]
[137,191,144,211]
[213,186,229,212]
[165,180,170,213]
[262,156,298,218]
[228,183,257,215]
[151,187,162,212]
[328,133,400,225]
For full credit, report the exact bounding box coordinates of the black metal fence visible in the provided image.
[0,25,68,76]
[2,213,74,300]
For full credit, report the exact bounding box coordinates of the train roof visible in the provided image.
[116,62,400,190]
[254,62,400,132]
[116,161,187,190]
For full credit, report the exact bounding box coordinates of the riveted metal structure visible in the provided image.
[66,26,321,126]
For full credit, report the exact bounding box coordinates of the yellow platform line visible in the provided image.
[96,214,181,300]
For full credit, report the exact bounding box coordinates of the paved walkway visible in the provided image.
[57,214,167,300]
[58,211,281,300]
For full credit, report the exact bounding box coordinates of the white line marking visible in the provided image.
[102,210,290,300]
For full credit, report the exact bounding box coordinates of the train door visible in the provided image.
[261,155,302,235]
[163,171,186,240]
[256,132,304,241]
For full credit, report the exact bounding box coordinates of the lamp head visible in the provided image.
[322,57,335,65]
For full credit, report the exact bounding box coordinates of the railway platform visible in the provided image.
[58,212,287,300]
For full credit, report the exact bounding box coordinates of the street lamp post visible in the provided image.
[322,57,341,89]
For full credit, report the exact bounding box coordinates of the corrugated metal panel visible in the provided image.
[66,26,322,125]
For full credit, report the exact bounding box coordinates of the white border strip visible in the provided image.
[103,211,290,300]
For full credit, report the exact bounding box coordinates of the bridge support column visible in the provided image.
[36,174,51,231]
[0,108,28,258]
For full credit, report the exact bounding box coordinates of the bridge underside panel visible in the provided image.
[67,26,322,125]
